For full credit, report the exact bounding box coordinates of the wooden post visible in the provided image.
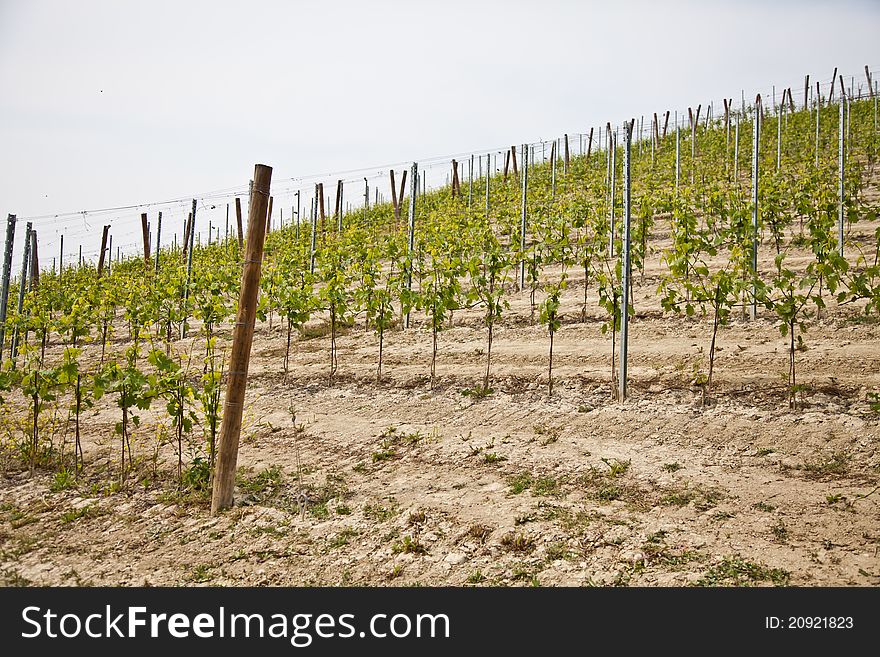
[397,169,408,220]
[97,225,110,277]
[866,66,875,99]
[653,112,660,146]
[563,134,570,174]
[235,197,244,249]
[266,196,273,233]
[211,163,273,514]
[503,151,510,180]
[829,67,838,100]
[587,127,594,159]
[141,213,151,269]
[510,145,518,178]
[335,180,344,231]
[30,232,39,291]
[390,170,400,221]
[154,212,162,274]
[182,213,192,261]
[662,110,670,139]
[804,74,810,108]
[0,214,14,357]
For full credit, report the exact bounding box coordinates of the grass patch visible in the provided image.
[328,528,359,549]
[801,452,849,479]
[363,498,399,522]
[695,556,790,587]
[662,462,682,473]
[508,472,534,494]
[466,570,486,584]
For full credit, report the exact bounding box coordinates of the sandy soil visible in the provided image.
[1,214,878,588]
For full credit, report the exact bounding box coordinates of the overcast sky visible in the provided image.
[0,0,877,265]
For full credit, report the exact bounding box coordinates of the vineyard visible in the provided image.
[1,74,879,587]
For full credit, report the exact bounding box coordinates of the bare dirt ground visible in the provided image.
[1,217,879,588]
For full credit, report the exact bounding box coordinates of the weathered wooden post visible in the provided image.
[235,197,244,249]
[97,225,110,277]
[0,214,16,357]
[211,164,273,514]
[141,213,151,269]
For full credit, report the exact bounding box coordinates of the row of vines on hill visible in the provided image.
[1,91,879,496]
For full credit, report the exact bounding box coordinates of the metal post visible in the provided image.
[59,234,63,272]
[363,178,369,224]
[734,116,740,182]
[751,95,761,321]
[0,214,16,356]
[310,194,317,273]
[815,94,821,168]
[518,144,528,291]
[182,199,196,338]
[839,90,846,257]
[11,223,32,364]
[675,116,680,192]
[618,121,633,403]
[610,131,617,256]
[295,191,301,241]
[405,162,418,329]
[485,152,491,217]
[777,100,783,171]
[551,140,557,199]
[468,154,473,208]
[337,181,344,232]
[155,211,162,274]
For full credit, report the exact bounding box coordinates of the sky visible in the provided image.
[0,0,878,266]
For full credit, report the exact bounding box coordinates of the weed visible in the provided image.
[363,498,399,522]
[532,476,561,497]
[802,452,849,479]
[461,386,493,399]
[508,472,533,494]
[466,570,486,584]
[393,535,427,555]
[466,524,493,543]
[500,532,534,553]
[336,504,352,516]
[662,462,682,473]
[596,485,622,502]
[388,565,404,580]
[189,564,212,583]
[407,509,427,525]
[752,501,776,512]
[545,542,569,561]
[328,528,359,549]
[695,556,790,587]
[182,457,211,493]
[601,458,631,477]
[771,520,788,543]
[755,447,775,457]
[483,452,507,464]
[660,491,694,507]
[236,466,283,501]
[50,469,77,492]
